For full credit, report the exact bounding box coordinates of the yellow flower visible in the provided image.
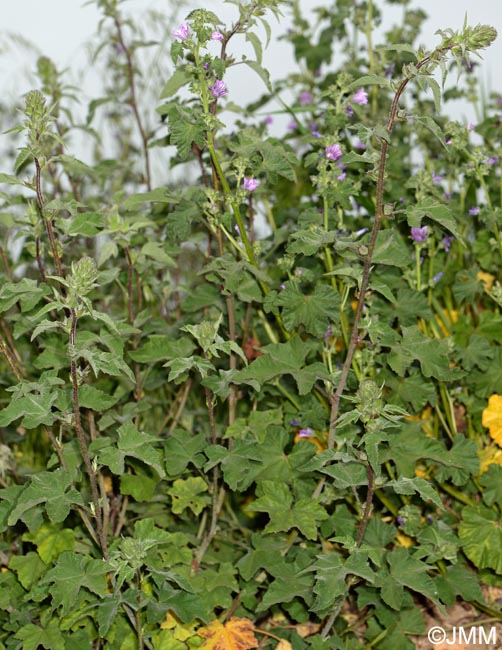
[396,532,414,548]
[477,270,495,291]
[478,443,502,474]
[482,394,502,446]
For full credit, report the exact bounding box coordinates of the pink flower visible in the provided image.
[352,87,368,105]
[211,31,224,41]
[411,226,428,243]
[243,177,259,191]
[325,144,342,161]
[209,80,227,99]
[263,115,273,125]
[172,22,190,41]
[299,91,313,106]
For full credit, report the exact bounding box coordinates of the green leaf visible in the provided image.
[435,564,483,605]
[268,284,340,337]
[167,105,205,159]
[8,469,84,528]
[42,551,109,614]
[92,421,165,477]
[9,551,47,590]
[245,31,263,64]
[78,384,119,411]
[434,435,479,486]
[220,429,315,491]
[388,548,440,605]
[309,552,376,614]
[459,505,502,573]
[23,523,75,564]
[346,74,390,91]
[140,242,176,266]
[256,559,314,612]
[129,335,195,363]
[243,60,272,91]
[120,472,158,501]
[406,198,462,240]
[15,620,65,650]
[160,68,191,99]
[166,194,203,241]
[480,465,502,507]
[68,212,104,236]
[388,325,459,381]
[164,430,207,476]
[167,477,210,516]
[364,229,410,268]
[122,188,178,209]
[287,228,337,256]
[247,480,327,540]
[387,477,443,509]
[0,278,49,313]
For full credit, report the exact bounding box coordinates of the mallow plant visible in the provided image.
[0,0,501,648]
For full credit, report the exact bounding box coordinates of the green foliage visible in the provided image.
[0,0,500,647]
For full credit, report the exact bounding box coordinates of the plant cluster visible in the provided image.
[0,1,501,648]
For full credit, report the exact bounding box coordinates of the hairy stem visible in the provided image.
[327,46,454,450]
[70,308,109,559]
[35,157,64,278]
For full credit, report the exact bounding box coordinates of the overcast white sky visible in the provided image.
[1,0,501,148]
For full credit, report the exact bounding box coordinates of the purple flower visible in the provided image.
[211,31,224,41]
[209,80,227,99]
[234,224,240,235]
[443,192,452,201]
[384,64,395,78]
[432,173,442,184]
[397,516,404,526]
[311,129,321,139]
[411,226,428,243]
[298,428,314,438]
[296,268,304,277]
[352,87,368,105]
[345,104,354,117]
[325,144,342,161]
[442,235,454,252]
[324,324,332,339]
[445,137,452,145]
[290,419,301,426]
[354,228,369,237]
[172,22,190,41]
[433,272,443,284]
[487,156,499,165]
[336,172,346,181]
[355,140,366,150]
[203,63,209,70]
[469,206,480,216]
[263,115,273,125]
[468,122,474,131]
[287,119,298,131]
[299,91,313,106]
[243,177,259,191]
[280,284,286,290]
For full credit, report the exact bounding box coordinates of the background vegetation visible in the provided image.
[0,1,501,648]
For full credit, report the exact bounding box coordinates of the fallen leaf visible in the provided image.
[198,617,258,650]
[295,622,321,638]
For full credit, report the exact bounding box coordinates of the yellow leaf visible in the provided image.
[198,617,258,650]
[482,394,502,446]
